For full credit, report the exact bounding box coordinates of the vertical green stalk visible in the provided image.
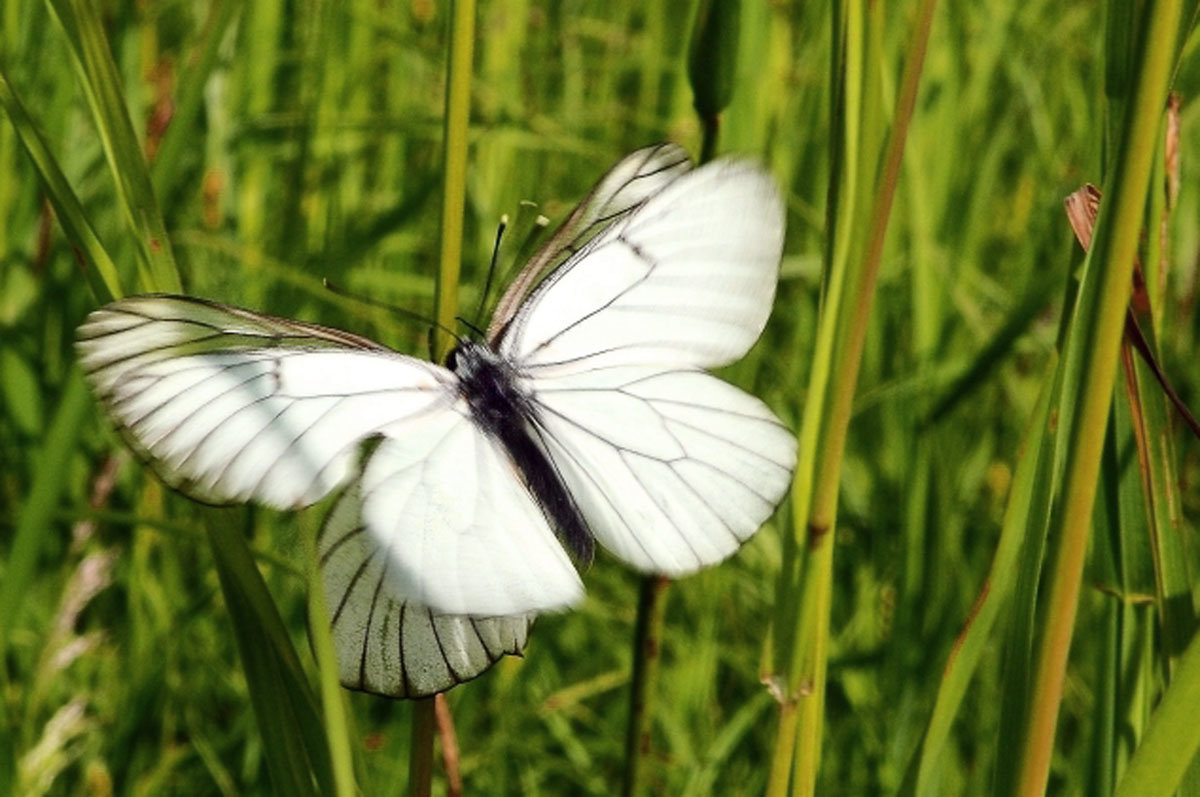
[1114,629,1200,797]
[688,0,739,164]
[414,1,477,794]
[303,514,356,797]
[0,0,17,263]
[622,575,669,797]
[409,697,437,797]
[903,357,1057,797]
[768,1,936,794]
[432,0,476,362]
[765,2,861,789]
[1012,0,1182,794]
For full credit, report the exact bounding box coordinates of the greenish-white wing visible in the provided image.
[320,483,534,698]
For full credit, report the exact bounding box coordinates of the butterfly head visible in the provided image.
[444,344,461,372]
[447,340,501,379]
[449,341,532,429]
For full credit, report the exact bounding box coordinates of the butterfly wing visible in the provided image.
[77,295,583,617]
[496,158,794,576]
[527,365,795,575]
[76,294,448,508]
[487,143,693,342]
[320,483,533,698]
[497,159,785,373]
[348,405,582,616]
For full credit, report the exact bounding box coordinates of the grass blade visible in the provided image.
[1012,0,1184,792]
[778,2,937,792]
[43,0,181,293]
[205,509,333,796]
[903,357,1056,795]
[1113,631,1200,797]
[303,511,357,797]
[0,66,121,301]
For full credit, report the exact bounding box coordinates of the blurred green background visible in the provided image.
[3,0,1200,794]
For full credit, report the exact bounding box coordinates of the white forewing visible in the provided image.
[499,160,785,372]
[320,484,533,698]
[354,408,582,616]
[77,295,453,508]
[526,366,795,575]
[487,143,693,341]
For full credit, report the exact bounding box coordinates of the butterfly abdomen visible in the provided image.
[451,342,595,568]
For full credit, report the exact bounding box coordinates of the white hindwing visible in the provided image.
[353,407,581,616]
[527,366,796,575]
[320,484,533,698]
[77,295,582,617]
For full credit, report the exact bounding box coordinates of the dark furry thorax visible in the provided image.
[447,342,595,567]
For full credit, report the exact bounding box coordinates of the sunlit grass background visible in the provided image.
[3,0,1200,794]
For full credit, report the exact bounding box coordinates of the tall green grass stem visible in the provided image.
[1013,0,1183,793]
[409,698,437,797]
[764,2,863,790]
[621,575,670,797]
[432,0,476,362]
[43,0,181,293]
[775,1,936,793]
[303,517,357,797]
[802,0,937,787]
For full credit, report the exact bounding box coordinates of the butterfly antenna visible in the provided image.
[455,315,486,338]
[472,214,508,328]
[322,278,463,344]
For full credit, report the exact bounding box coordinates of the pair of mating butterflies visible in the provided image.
[77,143,796,698]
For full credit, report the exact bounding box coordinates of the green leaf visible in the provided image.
[903,355,1057,797]
[204,508,335,797]
[0,66,122,302]
[43,0,181,294]
[1114,631,1200,797]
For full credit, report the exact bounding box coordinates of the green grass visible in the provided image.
[3,0,1200,794]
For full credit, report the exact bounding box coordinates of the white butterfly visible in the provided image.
[76,143,796,697]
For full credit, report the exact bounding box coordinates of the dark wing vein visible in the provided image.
[533,392,787,484]
[428,616,458,683]
[527,418,657,566]
[398,602,412,697]
[320,522,366,568]
[521,235,656,359]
